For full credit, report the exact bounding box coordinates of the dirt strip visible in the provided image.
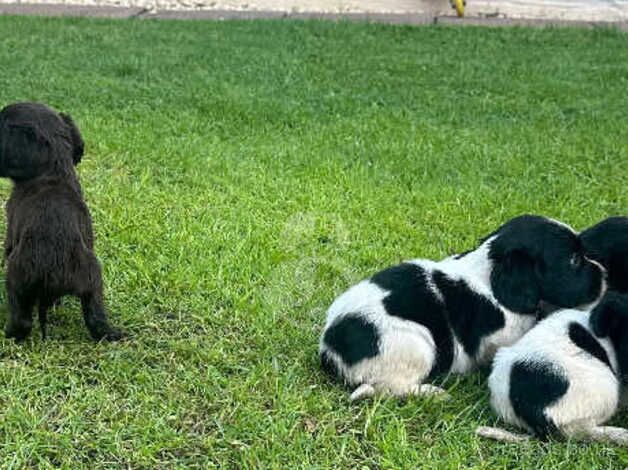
[0,2,626,30]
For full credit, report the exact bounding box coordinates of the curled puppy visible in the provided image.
[478,292,628,445]
[581,216,628,293]
[319,215,606,401]
[0,102,123,341]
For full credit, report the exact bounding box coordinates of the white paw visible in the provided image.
[476,426,530,443]
[350,384,375,402]
[418,384,451,400]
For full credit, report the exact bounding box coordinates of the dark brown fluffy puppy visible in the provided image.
[0,102,123,341]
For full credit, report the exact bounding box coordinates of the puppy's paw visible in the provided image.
[350,384,375,402]
[102,327,126,342]
[417,384,451,400]
[90,325,126,342]
[476,426,530,443]
[5,325,32,342]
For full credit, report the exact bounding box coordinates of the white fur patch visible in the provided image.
[487,308,623,441]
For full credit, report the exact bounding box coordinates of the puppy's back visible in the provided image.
[6,179,94,292]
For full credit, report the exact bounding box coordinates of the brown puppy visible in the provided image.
[0,102,123,341]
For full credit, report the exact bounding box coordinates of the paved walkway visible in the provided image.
[0,0,627,27]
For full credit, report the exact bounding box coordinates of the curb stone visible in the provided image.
[435,15,628,30]
[145,9,435,25]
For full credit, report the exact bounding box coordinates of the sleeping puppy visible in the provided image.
[319,215,606,401]
[0,102,123,341]
[477,292,628,444]
[581,216,628,293]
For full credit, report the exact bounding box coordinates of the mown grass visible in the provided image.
[0,14,626,468]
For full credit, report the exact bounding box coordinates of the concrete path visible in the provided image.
[0,0,627,28]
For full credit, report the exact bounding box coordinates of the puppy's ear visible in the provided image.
[60,113,84,165]
[590,293,626,338]
[490,249,541,314]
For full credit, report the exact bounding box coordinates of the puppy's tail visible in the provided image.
[476,426,530,443]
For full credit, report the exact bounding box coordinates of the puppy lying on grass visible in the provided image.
[0,102,123,341]
[320,215,606,401]
[477,292,628,445]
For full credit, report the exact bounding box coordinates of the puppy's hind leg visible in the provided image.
[350,383,450,402]
[476,426,531,443]
[412,384,451,400]
[350,384,376,402]
[349,330,441,402]
[5,290,35,342]
[81,291,124,341]
[581,426,628,445]
[79,255,124,341]
[38,297,55,340]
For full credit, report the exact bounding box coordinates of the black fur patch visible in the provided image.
[509,360,569,439]
[371,263,454,378]
[581,217,628,293]
[568,322,613,371]
[319,350,341,381]
[322,315,379,367]
[432,270,506,358]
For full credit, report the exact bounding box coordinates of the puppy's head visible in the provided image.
[0,102,84,181]
[590,292,628,379]
[581,217,628,293]
[489,215,605,314]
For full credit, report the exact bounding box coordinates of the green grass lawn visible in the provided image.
[0,15,626,468]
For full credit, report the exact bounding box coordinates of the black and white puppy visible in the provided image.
[477,292,628,444]
[320,215,606,401]
[581,216,628,293]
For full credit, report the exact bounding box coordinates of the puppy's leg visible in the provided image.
[350,384,376,402]
[476,426,531,443]
[79,256,124,341]
[38,297,54,340]
[350,383,450,401]
[81,290,123,341]
[5,291,35,342]
[396,383,451,400]
[413,384,450,399]
[581,426,628,445]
